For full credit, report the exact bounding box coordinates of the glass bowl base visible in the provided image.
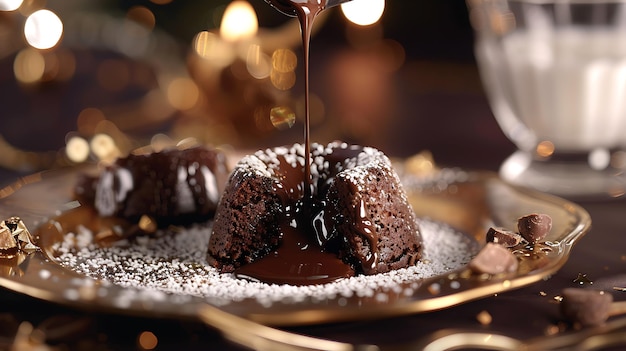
[500,150,626,199]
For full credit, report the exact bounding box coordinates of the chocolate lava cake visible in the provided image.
[207,142,422,277]
[75,146,229,226]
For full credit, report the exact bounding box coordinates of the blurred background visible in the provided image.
[0,0,513,185]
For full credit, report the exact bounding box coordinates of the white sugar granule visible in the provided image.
[51,218,478,305]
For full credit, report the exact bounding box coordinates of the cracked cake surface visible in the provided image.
[207,141,423,282]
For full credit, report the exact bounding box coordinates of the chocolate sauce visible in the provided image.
[234,214,354,285]
[232,143,386,285]
[296,0,327,202]
[232,0,345,285]
[233,150,355,285]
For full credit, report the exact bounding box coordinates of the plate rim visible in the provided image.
[0,166,592,326]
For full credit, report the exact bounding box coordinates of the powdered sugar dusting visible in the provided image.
[51,218,477,305]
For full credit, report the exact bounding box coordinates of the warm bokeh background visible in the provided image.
[0,0,514,185]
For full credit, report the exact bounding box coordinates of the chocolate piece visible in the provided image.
[561,288,613,326]
[4,216,19,232]
[468,243,518,275]
[486,227,522,247]
[1,217,37,253]
[0,226,17,256]
[517,213,552,244]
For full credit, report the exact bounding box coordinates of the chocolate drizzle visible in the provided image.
[232,147,359,285]
[229,0,345,285]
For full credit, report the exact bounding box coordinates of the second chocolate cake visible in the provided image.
[207,141,422,284]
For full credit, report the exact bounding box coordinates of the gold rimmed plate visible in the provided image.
[0,165,590,326]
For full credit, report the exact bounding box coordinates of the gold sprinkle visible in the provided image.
[613,287,626,292]
[539,291,547,297]
[554,295,563,302]
[476,310,492,325]
[573,273,593,286]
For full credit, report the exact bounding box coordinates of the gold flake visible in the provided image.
[1,217,38,254]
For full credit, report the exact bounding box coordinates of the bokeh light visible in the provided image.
[272,49,297,73]
[220,0,258,41]
[65,136,90,163]
[13,48,44,83]
[193,31,235,68]
[77,108,106,136]
[341,0,385,26]
[137,331,158,350]
[0,0,22,11]
[589,148,610,171]
[611,151,626,169]
[536,141,555,158]
[24,9,64,50]
[246,44,271,79]
[166,77,199,110]
[270,106,296,130]
[270,69,296,90]
[126,6,156,31]
[90,133,119,162]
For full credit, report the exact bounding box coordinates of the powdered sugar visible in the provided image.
[51,218,478,305]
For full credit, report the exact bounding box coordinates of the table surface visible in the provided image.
[2,107,625,351]
[1,15,626,351]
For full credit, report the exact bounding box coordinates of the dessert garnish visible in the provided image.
[573,272,594,286]
[517,213,552,244]
[0,224,17,256]
[560,288,615,327]
[0,216,38,257]
[475,213,554,275]
[468,242,518,275]
[485,227,521,248]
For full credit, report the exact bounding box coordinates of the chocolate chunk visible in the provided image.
[468,243,519,275]
[486,227,522,247]
[1,217,38,253]
[4,216,20,232]
[517,213,552,244]
[0,226,17,256]
[561,288,613,326]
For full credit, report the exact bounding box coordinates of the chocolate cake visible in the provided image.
[207,142,422,283]
[75,146,229,226]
